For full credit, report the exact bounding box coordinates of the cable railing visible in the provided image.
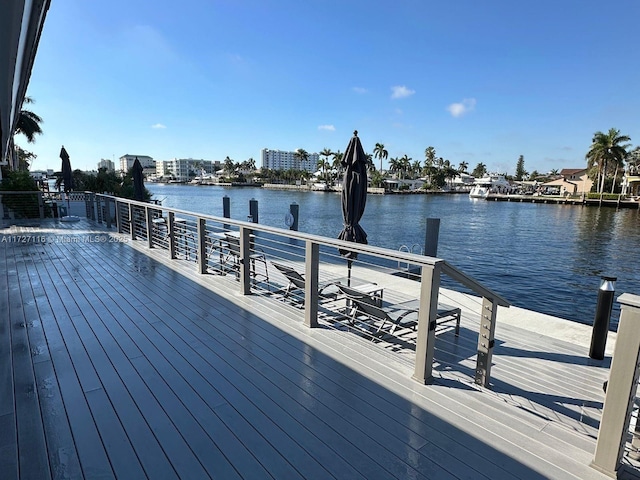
[90,193,510,387]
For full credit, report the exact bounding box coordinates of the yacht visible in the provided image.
[469,174,511,198]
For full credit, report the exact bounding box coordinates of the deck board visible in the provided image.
[0,219,634,479]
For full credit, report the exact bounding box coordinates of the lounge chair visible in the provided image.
[336,284,461,337]
[271,262,341,302]
[219,233,270,287]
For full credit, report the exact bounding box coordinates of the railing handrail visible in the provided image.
[442,262,510,307]
[0,190,43,194]
[96,193,510,308]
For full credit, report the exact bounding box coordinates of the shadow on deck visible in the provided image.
[0,219,628,479]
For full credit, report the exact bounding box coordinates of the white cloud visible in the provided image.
[447,98,476,117]
[352,87,368,94]
[151,123,166,129]
[318,125,335,131]
[390,85,415,99]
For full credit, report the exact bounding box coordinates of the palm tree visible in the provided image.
[223,156,235,176]
[424,147,436,168]
[317,158,330,183]
[365,153,376,172]
[400,155,412,179]
[388,157,401,177]
[331,151,344,185]
[458,161,468,173]
[472,163,487,178]
[411,160,422,179]
[319,148,333,164]
[14,97,43,143]
[373,143,388,172]
[586,128,631,193]
[294,148,309,171]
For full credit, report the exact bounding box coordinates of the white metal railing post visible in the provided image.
[38,192,44,219]
[145,206,154,249]
[475,297,498,387]
[129,203,136,240]
[96,195,102,223]
[412,262,441,384]
[105,197,112,228]
[116,200,123,233]
[197,218,207,275]
[168,212,176,259]
[239,226,251,294]
[591,293,640,477]
[90,192,96,220]
[304,240,320,328]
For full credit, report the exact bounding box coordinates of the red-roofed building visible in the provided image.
[543,168,593,195]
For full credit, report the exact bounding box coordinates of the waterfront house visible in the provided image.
[547,168,593,195]
[621,166,640,197]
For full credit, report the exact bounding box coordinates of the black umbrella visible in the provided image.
[60,146,74,217]
[60,146,74,192]
[132,157,145,201]
[337,130,368,285]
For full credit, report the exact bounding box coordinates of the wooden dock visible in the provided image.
[1,218,637,479]
[487,193,640,208]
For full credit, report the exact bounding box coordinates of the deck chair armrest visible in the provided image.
[394,308,418,322]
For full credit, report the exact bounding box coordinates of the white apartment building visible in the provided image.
[119,154,155,173]
[261,148,320,173]
[156,158,220,182]
[98,158,115,172]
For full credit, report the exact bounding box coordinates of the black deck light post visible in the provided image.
[589,276,617,360]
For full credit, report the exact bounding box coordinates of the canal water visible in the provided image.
[147,183,640,330]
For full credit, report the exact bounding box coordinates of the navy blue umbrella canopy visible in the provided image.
[132,157,145,201]
[60,146,74,193]
[338,130,368,260]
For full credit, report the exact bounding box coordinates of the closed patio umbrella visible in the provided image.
[132,157,145,201]
[337,130,368,285]
[60,145,79,221]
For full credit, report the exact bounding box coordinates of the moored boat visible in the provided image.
[469,174,511,198]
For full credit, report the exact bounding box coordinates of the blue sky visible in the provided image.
[21,0,640,174]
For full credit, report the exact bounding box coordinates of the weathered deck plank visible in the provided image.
[0,220,631,479]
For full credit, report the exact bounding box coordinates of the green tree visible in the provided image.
[15,146,36,171]
[14,97,43,144]
[389,157,401,177]
[223,156,235,176]
[458,161,468,173]
[0,169,40,217]
[373,143,388,172]
[472,163,487,177]
[515,155,527,181]
[294,148,309,171]
[369,169,384,188]
[424,146,436,168]
[399,155,411,179]
[586,128,631,194]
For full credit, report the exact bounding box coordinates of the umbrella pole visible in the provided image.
[347,259,352,287]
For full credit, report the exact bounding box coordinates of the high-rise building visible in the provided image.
[156,158,220,182]
[98,159,115,172]
[119,154,155,173]
[260,149,319,173]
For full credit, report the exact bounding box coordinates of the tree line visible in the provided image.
[6,97,639,195]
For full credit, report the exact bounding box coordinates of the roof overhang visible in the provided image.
[0,0,51,167]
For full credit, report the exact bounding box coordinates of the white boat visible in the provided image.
[469,174,511,198]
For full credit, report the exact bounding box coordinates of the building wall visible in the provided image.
[119,155,155,172]
[162,158,218,182]
[98,159,115,172]
[261,148,320,173]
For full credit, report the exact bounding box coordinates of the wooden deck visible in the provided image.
[0,219,636,479]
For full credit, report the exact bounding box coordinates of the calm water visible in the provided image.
[147,183,640,329]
